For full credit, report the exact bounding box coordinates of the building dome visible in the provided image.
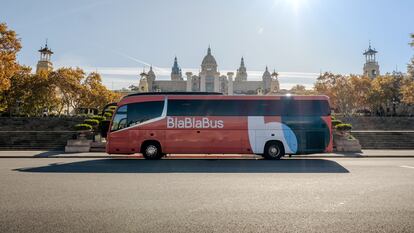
[201,46,217,69]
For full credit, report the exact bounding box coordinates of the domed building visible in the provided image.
[139,46,280,95]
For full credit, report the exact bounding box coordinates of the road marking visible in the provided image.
[400,165,414,169]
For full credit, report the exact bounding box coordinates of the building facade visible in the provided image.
[138,47,280,95]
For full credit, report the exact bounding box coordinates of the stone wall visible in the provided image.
[0,117,85,149]
[337,117,414,130]
[0,117,85,131]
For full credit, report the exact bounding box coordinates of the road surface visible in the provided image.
[1,157,414,232]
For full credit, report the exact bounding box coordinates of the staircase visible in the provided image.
[352,131,414,149]
[0,131,76,150]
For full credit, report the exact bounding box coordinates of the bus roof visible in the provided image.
[119,92,330,106]
[123,92,222,98]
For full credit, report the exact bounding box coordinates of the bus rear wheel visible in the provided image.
[141,142,163,160]
[263,141,284,160]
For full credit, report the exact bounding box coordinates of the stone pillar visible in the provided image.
[227,72,234,95]
[186,72,193,92]
[214,75,220,92]
[200,74,206,92]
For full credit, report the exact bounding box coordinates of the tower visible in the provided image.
[138,69,149,92]
[271,69,280,93]
[262,66,272,93]
[235,57,247,81]
[363,42,380,79]
[147,66,156,91]
[171,56,183,81]
[36,40,53,74]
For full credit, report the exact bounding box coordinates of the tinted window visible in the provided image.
[167,99,330,116]
[127,101,164,127]
[111,105,128,131]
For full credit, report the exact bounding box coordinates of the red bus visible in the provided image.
[107,92,333,159]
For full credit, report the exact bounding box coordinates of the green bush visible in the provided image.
[77,113,94,118]
[91,115,106,122]
[74,124,92,131]
[84,119,99,126]
[104,112,113,118]
[108,106,117,111]
[331,119,343,127]
[335,123,352,131]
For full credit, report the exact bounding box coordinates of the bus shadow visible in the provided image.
[15,159,349,173]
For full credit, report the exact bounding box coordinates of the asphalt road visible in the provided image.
[1,157,414,233]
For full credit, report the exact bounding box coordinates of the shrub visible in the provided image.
[91,115,106,122]
[104,112,113,118]
[76,113,94,118]
[331,119,343,127]
[335,123,352,131]
[74,124,92,131]
[84,119,99,126]
[108,106,117,111]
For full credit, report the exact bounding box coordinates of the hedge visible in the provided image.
[84,119,99,126]
[104,112,113,118]
[74,124,92,131]
[335,123,352,131]
[331,119,343,127]
[91,115,106,122]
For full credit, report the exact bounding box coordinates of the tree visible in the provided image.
[289,84,316,95]
[401,77,414,105]
[314,72,355,114]
[348,75,371,112]
[49,68,85,115]
[367,74,402,116]
[0,22,22,111]
[402,34,414,104]
[80,72,121,111]
[4,67,59,116]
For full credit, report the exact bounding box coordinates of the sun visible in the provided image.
[274,0,309,14]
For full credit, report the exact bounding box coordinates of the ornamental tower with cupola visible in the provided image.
[36,40,53,74]
[262,66,272,92]
[171,56,183,81]
[235,57,247,81]
[363,42,380,79]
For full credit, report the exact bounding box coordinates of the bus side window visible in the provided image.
[127,101,164,126]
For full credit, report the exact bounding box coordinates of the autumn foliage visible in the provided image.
[0,23,121,116]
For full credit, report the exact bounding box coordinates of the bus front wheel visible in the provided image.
[263,141,285,160]
[141,142,163,160]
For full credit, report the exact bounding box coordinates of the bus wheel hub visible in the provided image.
[146,145,157,156]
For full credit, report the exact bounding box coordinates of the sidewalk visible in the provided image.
[0,150,413,158]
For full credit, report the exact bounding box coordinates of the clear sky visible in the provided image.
[2,0,413,89]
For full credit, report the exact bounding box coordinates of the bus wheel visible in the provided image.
[142,142,162,160]
[263,141,285,160]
